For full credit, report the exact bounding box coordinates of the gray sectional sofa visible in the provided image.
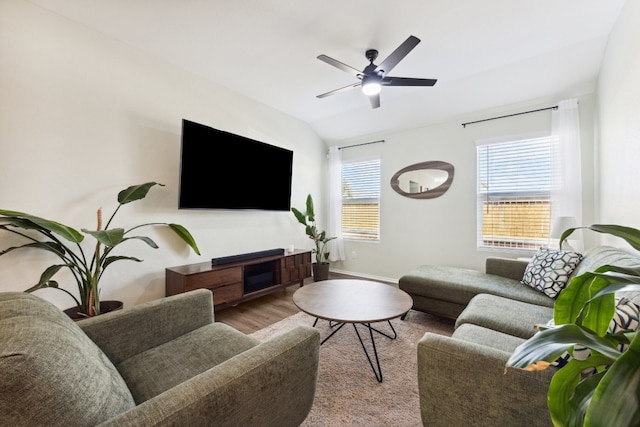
[399,246,640,427]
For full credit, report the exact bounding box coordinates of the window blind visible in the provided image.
[342,158,380,240]
[477,136,553,249]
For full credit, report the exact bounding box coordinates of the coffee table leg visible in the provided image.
[319,322,347,345]
[353,323,383,382]
[368,320,398,340]
[313,319,398,382]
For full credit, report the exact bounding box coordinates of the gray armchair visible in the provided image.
[0,289,320,426]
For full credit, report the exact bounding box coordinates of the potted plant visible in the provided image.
[0,182,200,317]
[291,194,336,281]
[507,224,640,426]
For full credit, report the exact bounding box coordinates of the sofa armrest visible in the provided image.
[79,289,213,364]
[485,257,528,281]
[417,332,554,427]
[97,325,321,427]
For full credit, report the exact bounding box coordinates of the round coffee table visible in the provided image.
[292,279,413,382]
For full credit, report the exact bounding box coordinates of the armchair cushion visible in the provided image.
[117,322,259,403]
[0,292,135,427]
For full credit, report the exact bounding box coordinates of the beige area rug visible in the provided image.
[250,310,454,427]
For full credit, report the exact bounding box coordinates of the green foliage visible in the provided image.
[291,194,336,265]
[0,182,200,317]
[506,224,640,426]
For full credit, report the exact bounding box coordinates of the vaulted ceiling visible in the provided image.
[29,0,627,142]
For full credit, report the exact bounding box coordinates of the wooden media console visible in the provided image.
[165,249,312,309]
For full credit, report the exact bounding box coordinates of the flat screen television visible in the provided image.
[178,119,293,211]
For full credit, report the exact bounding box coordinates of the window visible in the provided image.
[342,158,380,240]
[477,136,554,250]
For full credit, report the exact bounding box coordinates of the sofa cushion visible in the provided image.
[0,292,135,426]
[521,248,583,298]
[573,246,640,277]
[400,265,555,308]
[117,322,260,403]
[455,294,554,339]
[452,323,527,354]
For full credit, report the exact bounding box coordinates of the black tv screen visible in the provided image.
[179,119,293,211]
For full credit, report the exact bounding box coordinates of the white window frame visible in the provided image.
[341,157,381,241]
[476,134,554,252]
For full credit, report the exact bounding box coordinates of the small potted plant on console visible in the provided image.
[291,194,336,281]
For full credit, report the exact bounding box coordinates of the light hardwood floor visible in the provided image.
[214,273,384,334]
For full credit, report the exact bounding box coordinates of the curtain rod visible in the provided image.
[461,106,558,128]
[338,139,385,150]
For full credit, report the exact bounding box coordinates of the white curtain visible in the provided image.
[328,146,346,261]
[550,98,583,250]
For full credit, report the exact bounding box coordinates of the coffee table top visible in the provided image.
[292,279,413,323]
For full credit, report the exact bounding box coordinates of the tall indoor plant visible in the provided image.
[507,224,640,426]
[291,194,336,281]
[0,182,200,317]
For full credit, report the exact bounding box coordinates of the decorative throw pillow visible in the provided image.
[552,297,640,370]
[521,248,584,298]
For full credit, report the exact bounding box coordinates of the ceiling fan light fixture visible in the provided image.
[362,75,382,96]
[317,36,436,108]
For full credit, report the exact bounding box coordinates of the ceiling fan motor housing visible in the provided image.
[365,49,379,63]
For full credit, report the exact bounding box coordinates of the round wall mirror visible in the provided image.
[390,160,455,199]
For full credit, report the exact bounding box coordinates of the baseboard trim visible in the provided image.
[329,268,398,285]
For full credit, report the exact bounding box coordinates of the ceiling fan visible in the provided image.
[316,35,437,109]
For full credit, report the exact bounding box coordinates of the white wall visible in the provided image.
[595,0,640,235]
[331,1,640,281]
[0,0,326,309]
[332,94,596,282]
[2,0,636,309]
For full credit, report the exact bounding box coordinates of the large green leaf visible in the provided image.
[593,283,640,299]
[168,223,201,255]
[585,333,640,426]
[305,225,316,240]
[565,369,605,427]
[0,241,66,257]
[555,269,616,335]
[0,210,83,242]
[103,255,143,269]
[1,217,45,231]
[121,235,159,249]
[291,207,307,226]
[560,225,640,251]
[117,182,163,205]
[305,194,315,222]
[597,265,640,279]
[24,264,65,292]
[507,324,620,369]
[82,228,125,247]
[548,357,608,427]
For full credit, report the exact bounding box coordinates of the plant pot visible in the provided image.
[63,300,123,319]
[312,263,330,282]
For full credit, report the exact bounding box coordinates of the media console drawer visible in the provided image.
[186,267,242,291]
[211,282,243,305]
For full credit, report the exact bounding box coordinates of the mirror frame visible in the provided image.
[390,160,455,199]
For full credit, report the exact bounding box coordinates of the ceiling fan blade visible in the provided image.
[316,82,362,99]
[369,93,381,109]
[317,54,362,77]
[375,35,420,75]
[382,76,437,86]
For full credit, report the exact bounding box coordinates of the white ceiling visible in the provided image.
[28,0,627,142]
